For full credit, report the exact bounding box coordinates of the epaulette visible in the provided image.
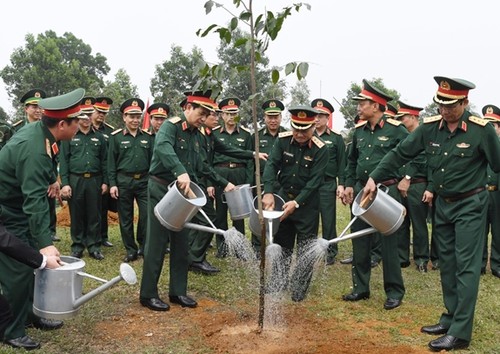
[355,120,367,128]
[168,116,181,124]
[12,120,23,127]
[311,136,325,148]
[104,122,115,130]
[199,126,206,135]
[111,128,123,135]
[424,115,442,124]
[142,129,152,135]
[469,116,488,127]
[279,131,293,138]
[330,128,341,136]
[240,126,251,133]
[387,118,402,126]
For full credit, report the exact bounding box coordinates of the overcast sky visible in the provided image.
[1,0,499,130]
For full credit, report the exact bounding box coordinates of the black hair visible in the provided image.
[42,116,77,128]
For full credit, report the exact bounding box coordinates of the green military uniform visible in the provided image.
[59,125,108,256]
[189,126,254,265]
[212,124,253,254]
[263,106,328,301]
[108,119,153,258]
[140,112,221,300]
[371,110,500,341]
[0,119,14,150]
[0,89,84,341]
[345,116,408,300]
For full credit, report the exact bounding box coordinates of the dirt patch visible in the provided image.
[93,297,430,353]
[57,203,119,227]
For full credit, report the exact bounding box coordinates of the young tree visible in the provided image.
[289,79,310,106]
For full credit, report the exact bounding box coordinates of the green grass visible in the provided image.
[1,202,499,353]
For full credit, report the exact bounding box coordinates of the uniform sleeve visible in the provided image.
[262,139,282,194]
[59,141,71,186]
[336,135,347,186]
[100,134,109,185]
[244,133,254,185]
[481,125,500,173]
[345,137,358,188]
[0,224,43,268]
[107,135,118,187]
[154,122,187,177]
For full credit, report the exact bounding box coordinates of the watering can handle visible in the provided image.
[221,193,227,203]
[377,183,390,194]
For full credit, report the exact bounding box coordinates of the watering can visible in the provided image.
[221,184,254,220]
[33,256,137,320]
[249,194,285,244]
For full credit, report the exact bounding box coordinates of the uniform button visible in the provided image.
[439,185,443,188]
[366,157,369,160]
[441,168,445,172]
[364,170,367,174]
[444,152,448,156]
[368,144,371,147]
[292,174,295,176]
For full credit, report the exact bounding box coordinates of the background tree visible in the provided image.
[0,107,8,121]
[288,79,310,106]
[216,28,286,127]
[150,45,206,117]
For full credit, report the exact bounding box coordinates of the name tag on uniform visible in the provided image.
[378,136,389,141]
[430,142,440,147]
[141,140,148,144]
[237,138,245,142]
[304,155,313,161]
[73,138,81,142]
[91,138,99,142]
[283,151,294,157]
[456,142,470,148]
[325,140,332,144]
[121,141,130,145]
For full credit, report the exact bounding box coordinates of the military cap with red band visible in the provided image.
[311,98,334,115]
[289,105,319,130]
[352,79,393,107]
[94,96,113,113]
[385,102,398,117]
[433,76,475,105]
[120,98,145,114]
[482,104,500,122]
[38,88,85,119]
[80,96,96,115]
[183,90,218,112]
[147,103,170,117]
[219,97,241,113]
[395,101,423,118]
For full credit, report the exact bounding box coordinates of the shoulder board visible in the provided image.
[279,131,293,138]
[423,115,442,124]
[111,128,123,135]
[355,121,367,128]
[469,116,488,127]
[312,136,325,148]
[142,129,152,135]
[330,128,341,136]
[12,120,23,127]
[104,122,115,129]
[240,126,251,133]
[168,116,181,124]
[386,118,402,126]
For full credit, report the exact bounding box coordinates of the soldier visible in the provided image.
[212,97,253,257]
[312,98,346,265]
[147,102,169,135]
[262,105,328,302]
[384,102,399,118]
[363,77,500,351]
[59,97,108,260]
[0,88,83,350]
[342,79,407,310]
[140,90,223,311]
[108,98,154,262]
[12,88,47,131]
[250,99,287,254]
[0,118,14,150]
[481,104,500,278]
[395,101,433,272]
[91,96,115,248]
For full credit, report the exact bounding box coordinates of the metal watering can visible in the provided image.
[248,194,285,245]
[222,184,254,220]
[33,256,137,320]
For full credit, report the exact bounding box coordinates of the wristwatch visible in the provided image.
[404,175,411,180]
[293,200,300,209]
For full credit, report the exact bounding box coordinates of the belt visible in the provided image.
[119,171,148,180]
[487,185,498,192]
[215,162,245,168]
[150,175,170,186]
[411,177,427,184]
[380,178,399,187]
[442,187,485,203]
[71,172,101,178]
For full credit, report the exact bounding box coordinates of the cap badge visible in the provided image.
[158,107,165,113]
[228,99,235,106]
[132,100,138,106]
[269,101,276,108]
[102,99,108,104]
[85,99,92,105]
[487,107,494,114]
[297,111,307,119]
[440,81,450,90]
[317,100,324,107]
[35,92,41,98]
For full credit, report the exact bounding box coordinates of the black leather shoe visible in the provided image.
[431,261,439,270]
[371,259,380,268]
[89,251,104,260]
[492,269,500,278]
[4,336,40,350]
[189,260,220,275]
[123,252,138,262]
[29,317,64,331]
[326,256,336,265]
[169,295,197,308]
[480,267,486,275]
[421,323,449,335]
[340,256,353,264]
[400,261,411,268]
[384,298,402,310]
[165,247,170,254]
[416,264,428,273]
[428,334,469,352]
[51,234,61,242]
[70,251,83,259]
[137,249,144,257]
[291,292,306,302]
[140,297,170,311]
[102,240,114,247]
[342,292,370,301]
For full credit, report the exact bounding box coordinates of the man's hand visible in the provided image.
[207,186,215,198]
[101,184,108,195]
[110,186,119,199]
[47,182,60,198]
[398,178,410,198]
[223,182,236,193]
[60,185,72,200]
[280,201,297,221]
[45,255,61,269]
[257,152,268,161]
[422,190,434,206]
[336,185,345,200]
[361,178,377,205]
[262,193,275,211]
[40,245,60,257]
[342,187,354,205]
[177,173,191,194]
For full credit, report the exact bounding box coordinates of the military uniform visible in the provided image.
[263,106,328,301]
[344,80,407,306]
[312,98,346,264]
[0,89,84,343]
[59,98,108,258]
[371,77,500,347]
[0,119,14,150]
[108,98,153,260]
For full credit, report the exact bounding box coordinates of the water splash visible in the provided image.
[222,227,256,261]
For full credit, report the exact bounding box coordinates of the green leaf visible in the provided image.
[239,11,251,22]
[285,62,296,76]
[198,24,218,38]
[236,65,248,72]
[204,1,214,14]
[297,62,309,80]
[255,51,261,63]
[230,17,238,31]
[271,69,280,84]
[234,37,248,47]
